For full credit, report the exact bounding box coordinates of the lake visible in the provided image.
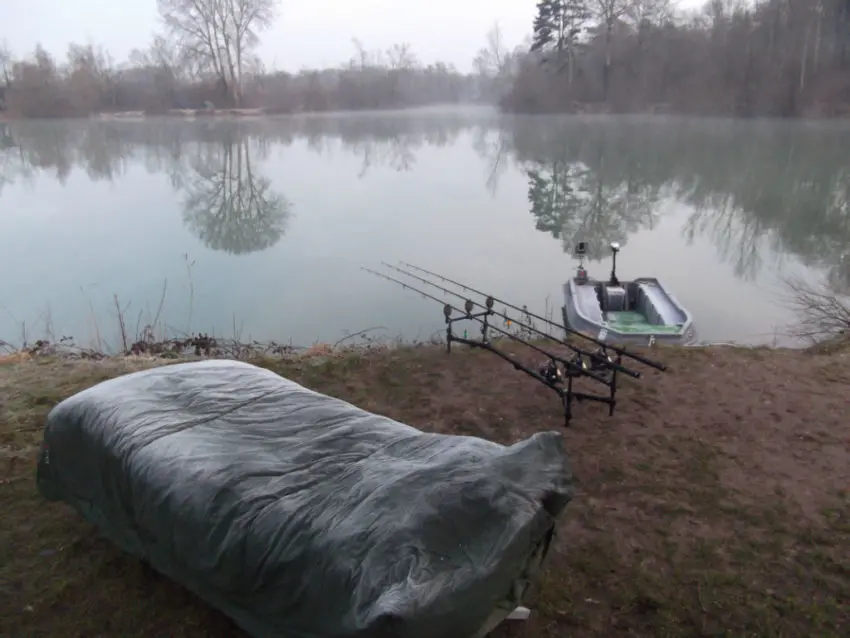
[1,108,849,351]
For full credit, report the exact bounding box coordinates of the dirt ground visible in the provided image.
[1,341,848,637]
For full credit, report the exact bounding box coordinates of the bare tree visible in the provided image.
[473,23,515,100]
[0,40,11,86]
[590,0,630,99]
[474,23,508,77]
[625,0,673,25]
[0,41,10,112]
[130,35,186,79]
[623,0,673,99]
[65,43,115,113]
[384,43,418,106]
[781,274,850,346]
[126,35,190,109]
[349,38,382,70]
[6,45,65,117]
[386,43,417,71]
[156,0,278,106]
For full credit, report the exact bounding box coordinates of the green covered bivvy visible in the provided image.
[36,360,573,638]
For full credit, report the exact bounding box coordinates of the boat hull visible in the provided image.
[562,277,697,346]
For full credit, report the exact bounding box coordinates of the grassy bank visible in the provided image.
[1,340,849,637]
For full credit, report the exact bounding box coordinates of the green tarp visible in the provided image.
[36,360,573,638]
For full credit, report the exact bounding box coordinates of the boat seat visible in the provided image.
[602,286,627,312]
[635,283,681,326]
[574,284,604,324]
[633,286,660,325]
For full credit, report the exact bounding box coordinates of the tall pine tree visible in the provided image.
[530,0,591,85]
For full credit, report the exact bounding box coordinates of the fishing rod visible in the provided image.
[380,261,641,380]
[399,261,666,372]
[363,267,611,386]
[362,266,626,425]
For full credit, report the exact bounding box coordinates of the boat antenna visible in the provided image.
[608,241,621,287]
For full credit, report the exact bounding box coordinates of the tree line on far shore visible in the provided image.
[504,0,850,117]
[1,0,849,119]
[0,0,487,118]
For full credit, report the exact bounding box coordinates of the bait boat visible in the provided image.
[562,241,696,346]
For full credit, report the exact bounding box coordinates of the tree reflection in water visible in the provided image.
[524,140,662,260]
[504,117,850,290]
[1,116,848,287]
[180,136,290,255]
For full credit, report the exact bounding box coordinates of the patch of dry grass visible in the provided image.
[1,342,848,637]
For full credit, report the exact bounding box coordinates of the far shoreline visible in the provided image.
[5,104,850,123]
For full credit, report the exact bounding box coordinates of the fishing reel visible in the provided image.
[588,346,615,374]
[563,351,589,378]
[539,359,564,385]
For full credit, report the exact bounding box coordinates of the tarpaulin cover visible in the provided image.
[36,360,573,638]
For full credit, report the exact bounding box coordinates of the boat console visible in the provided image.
[601,285,628,313]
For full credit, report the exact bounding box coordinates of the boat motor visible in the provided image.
[608,241,620,287]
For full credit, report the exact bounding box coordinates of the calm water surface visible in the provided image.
[1,108,849,349]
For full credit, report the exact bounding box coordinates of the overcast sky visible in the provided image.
[1,0,707,73]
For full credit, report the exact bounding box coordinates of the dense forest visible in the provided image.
[504,0,850,116]
[0,37,481,118]
[1,0,849,118]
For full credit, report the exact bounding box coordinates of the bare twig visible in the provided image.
[779,274,850,345]
[151,278,169,340]
[113,294,129,352]
[79,286,104,351]
[183,253,194,333]
[332,326,389,348]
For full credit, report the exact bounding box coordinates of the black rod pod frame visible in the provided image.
[362,264,667,426]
